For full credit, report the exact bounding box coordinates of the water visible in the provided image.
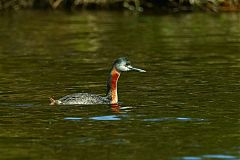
[0,11,239,160]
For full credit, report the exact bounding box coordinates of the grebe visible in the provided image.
[49,57,146,105]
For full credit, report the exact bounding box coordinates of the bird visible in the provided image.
[49,57,146,105]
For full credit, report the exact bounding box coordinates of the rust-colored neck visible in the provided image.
[106,67,120,104]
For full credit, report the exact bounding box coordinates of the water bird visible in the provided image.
[50,57,146,105]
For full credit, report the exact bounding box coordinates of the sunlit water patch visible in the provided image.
[89,115,122,121]
[143,117,206,122]
[64,115,123,121]
[64,117,83,120]
[64,115,206,122]
[179,154,239,160]
[202,154,239,159]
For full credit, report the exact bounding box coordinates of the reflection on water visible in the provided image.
[64,115,206,122]
[0,11,240,160]
[89,115,121,121]
[64,117,83,120]
[143,117,206,122]
[180,154,238,160]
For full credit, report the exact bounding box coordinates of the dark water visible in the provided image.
[0,11,239,160]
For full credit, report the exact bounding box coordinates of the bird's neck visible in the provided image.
[106,67,120,104]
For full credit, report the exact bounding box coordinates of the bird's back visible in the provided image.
[56,93,110,105]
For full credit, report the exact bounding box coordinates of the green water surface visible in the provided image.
[0,11,239,160]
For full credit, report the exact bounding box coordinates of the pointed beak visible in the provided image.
[128,65,146,72]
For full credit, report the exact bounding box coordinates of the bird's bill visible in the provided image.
[128,65,146,72]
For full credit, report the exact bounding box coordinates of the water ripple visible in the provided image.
[64,116,206,122]
[143,117,206,122]
[202,154,238,159]
[64,115,122,121]
[89,115,121,121]
[179,154,238,160]
[64,117,82,120]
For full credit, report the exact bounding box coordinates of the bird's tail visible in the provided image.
[49,97,57,105]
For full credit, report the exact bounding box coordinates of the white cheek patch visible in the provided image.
[117,65,131,72]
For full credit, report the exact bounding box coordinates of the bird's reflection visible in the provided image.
[111,104,121,113]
